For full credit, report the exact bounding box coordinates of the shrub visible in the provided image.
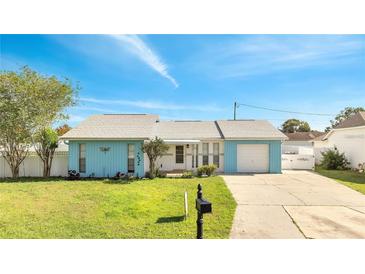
[206,164,217,176]
[357,163,365,173]
[145,171,151,178]
[155,168,167,178]
[321,147,350,170]
[145,168,166,179]
[197,165,217,177]
[197,166,207,177]
[181,171,193,178]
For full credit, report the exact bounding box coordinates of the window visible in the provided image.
[79,143,86,173]
[128,144,135,173]
[213,143,219,168]
[202,143,209,165]
[176,145,184,164]
[192,144,198,168]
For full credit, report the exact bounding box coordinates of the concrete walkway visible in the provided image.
[222,171,365,239]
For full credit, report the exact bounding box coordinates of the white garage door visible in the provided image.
[237,144,269,173]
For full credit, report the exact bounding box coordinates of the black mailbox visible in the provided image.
[195,184,212,239]
[196,198,212,214]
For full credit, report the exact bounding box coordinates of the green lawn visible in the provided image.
[315,166,365,195]
[0,176,236,239]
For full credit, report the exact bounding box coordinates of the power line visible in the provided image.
[235,102,335,117]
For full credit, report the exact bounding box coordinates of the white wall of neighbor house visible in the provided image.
[143,141,224,174]
[0,152,68,177]
[313,141,331,164]
[316,127,365,168]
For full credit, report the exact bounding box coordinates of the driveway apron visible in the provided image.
[222,171,365,239]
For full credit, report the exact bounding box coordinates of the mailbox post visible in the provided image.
[195,184,212,239]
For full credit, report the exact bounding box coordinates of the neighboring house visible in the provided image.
[59,114,286,177]
[283,131,325,153]
[281,131,324,170]
[314,111,365,168]
[0,142,69,177]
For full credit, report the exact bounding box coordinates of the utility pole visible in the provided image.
[233,101,237,120]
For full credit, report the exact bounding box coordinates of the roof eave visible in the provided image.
[224,137,287,141]
[59,137,149,141]
[323,125,365,140]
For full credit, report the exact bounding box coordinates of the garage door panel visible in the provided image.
[237,144,269,173]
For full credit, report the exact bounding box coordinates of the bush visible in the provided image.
[145,168,166,179]
[155,168,167,178]
[197,166,207,177]
[206,164,217,176]
[197,165,217,177]
[181,171,193,178]
[321,148,350,170]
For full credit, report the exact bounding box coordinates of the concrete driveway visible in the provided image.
[222,171,365,239]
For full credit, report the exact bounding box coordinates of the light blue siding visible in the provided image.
[68,140,144,177]
[224,140,282,173]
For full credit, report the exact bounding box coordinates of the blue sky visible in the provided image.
[1,34,364,131]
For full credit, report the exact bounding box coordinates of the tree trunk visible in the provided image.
[11,165,19,178]
[38,148,55,178]
[42,154,54,177]
[149,159,155,178]
[43,161,49,177]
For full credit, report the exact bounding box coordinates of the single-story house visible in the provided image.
[60,114,287,177]
[314,111,365,168]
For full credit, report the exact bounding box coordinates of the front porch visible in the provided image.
[149,140,224,174]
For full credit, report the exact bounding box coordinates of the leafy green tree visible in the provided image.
[0,67,78,178]
[325,107,365,132]
[281,119,311,133]
[142,137,169,178]
[34,128,59,177]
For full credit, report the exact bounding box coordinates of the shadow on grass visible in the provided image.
[0,177,67,183]
[102,179,133,185]
[156,215,186,223]
[0,177,116,184]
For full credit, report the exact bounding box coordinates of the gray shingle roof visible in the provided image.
[285,131,325,141]
[335,111,365,129]
[60,114,287,140]
[216,120,287,139]
[60,114,159,139]
[153,121,222,140]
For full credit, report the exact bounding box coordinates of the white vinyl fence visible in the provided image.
[282,154,315,170]
[282,145,315,170]
[0,151,68,178]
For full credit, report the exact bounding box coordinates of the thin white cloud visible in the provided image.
[191,35,365,78]
[110,35,178,88]
[80,97,224,112]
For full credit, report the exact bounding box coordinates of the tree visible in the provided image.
[325,107,365,132]
[56,124,72,136]
[281,119,311,133]
[34,128,58,177]
[0,69,33,177]
[142,137,169,178]
[0,67,78,178]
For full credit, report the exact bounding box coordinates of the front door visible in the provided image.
[175,145,185,170]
